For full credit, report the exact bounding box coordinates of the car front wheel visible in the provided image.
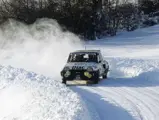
[103,68,108,79]
[62,78,67,84]
[93,71,100,84]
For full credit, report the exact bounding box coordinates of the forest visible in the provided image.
[0,0,159,40]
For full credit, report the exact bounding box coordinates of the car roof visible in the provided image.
[71,50,101,54]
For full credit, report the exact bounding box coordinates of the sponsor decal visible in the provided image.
[72,66,84,70]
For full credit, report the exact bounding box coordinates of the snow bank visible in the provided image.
[109,58,159,82]
[0,65,91,120]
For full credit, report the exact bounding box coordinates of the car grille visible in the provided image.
[70,69,85,74]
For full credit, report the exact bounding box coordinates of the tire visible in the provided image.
[93,71,100,84]
[102,74,107,79]
[62,78,67,84]
[102,69,108,79]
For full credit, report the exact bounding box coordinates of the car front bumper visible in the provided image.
[61,70,98,81]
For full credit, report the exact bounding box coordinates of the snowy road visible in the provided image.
[71,77,159,120]
[71,81,135,120]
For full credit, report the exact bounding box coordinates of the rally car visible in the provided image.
[61,50,109,84]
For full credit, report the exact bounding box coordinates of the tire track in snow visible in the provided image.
[71,79,159,120]
[110,79,159,120]
[96,81,159,120]
[97,87,144,120]
[90,86,143,120]
[71,85,135,120]
[107,87,152,120]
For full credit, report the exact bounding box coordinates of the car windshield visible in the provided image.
[68,52,98,63]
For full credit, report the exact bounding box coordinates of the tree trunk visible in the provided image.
[91,0,103,40]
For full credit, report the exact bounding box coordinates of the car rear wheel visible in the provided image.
[102,74,107,79]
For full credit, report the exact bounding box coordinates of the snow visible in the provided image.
[0,19,82,76]
[86,25,159,59]
[1,19,159,120]
[0,65,91,120]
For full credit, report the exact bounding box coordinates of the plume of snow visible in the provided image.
[0,18,83,78]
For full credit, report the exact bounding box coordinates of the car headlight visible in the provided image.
[64,71,71,77]
[87,67,93,72]
[64,67,70,71]
[84,72,92,78]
